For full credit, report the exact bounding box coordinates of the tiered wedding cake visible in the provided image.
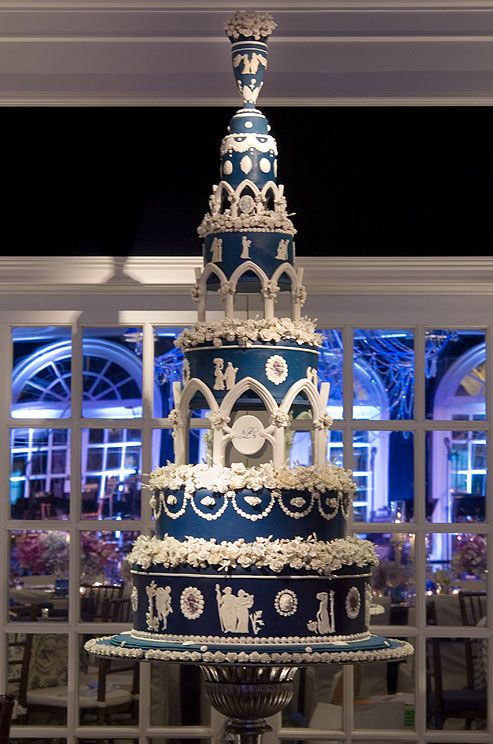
[87,10,412,666]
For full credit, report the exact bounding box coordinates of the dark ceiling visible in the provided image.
[6,107,492,258]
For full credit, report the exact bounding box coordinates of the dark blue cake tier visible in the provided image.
[130,563,372,642]
[203,230,294,291]
[153,488,350,542]
[184,341,318,411]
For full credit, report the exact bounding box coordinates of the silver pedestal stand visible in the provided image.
[201,664,298,744]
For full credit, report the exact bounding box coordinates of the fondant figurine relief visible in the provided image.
[276,238,289,260]
[155,586,173,629]
[307,590,335,635]
[232,52,267,75]
[224,361,239,390]
[240,235,252,259]
[146,580,159,631]
[306,366,318,386]
[215,585,254,633]
[211,237,223,262]
[213,358,226,390]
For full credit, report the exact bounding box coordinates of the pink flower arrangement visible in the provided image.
[452,534,487,579]
[15,531,69,576]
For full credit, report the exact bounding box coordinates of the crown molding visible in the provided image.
[2,2,493,104]
[1,256,493,296]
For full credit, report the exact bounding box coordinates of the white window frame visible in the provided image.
[0,256,491,744]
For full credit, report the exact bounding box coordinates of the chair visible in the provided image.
[426,636,486,729]
[8,632,136,725]
[101,596,133,623]
[458,590,486,627]
[80,584,124,622]
[0,693,16,743]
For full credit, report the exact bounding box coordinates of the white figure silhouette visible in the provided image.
[240,235,251,259]
[307,366,318,386]
[316,591,334,634]
[232,52,267,75]
[276,239,289,260]
[211,237,223,263]
[155,586,173,629]
[216,585,254,633]
[224,361,239,390]
[146,581,158,630]
[213,358,226,391]
[183,359,190,383]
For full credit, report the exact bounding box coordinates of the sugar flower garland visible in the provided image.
[197,210,296,237]
[128,534,377,575]
[224,10,277,41]
[148,462,357,498]
[176,317,323,350]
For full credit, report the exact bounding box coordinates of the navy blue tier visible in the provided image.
[220,108,276,190]
[154,488,349,542]
[185,341,318,411]
[131,563,371,641]
[204,231,294,291]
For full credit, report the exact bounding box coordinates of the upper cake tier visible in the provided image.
[197,15,296,295]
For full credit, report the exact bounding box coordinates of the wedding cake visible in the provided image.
[87,10,412,667]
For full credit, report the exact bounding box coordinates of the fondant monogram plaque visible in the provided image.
[231,414,265,455]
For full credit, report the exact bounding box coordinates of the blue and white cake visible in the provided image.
[87,11,413,666]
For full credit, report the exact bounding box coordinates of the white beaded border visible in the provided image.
[85,636,414,666]
[129,629,371,645]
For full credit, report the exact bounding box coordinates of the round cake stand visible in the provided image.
[201,663,298,744]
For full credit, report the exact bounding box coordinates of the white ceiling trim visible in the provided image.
[2,256,493,295]
[2,2,493,104]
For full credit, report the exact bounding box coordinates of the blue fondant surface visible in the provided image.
[204,232,294,284]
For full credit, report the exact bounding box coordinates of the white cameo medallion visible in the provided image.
[215,585,264,635]
[240,155,253,174]
[146,581,173,631]
[180,587,205,620]
[265,354,288,385]
[222,159,233,175]
[238,194,255,214]
[231,414,265,455]
[345,586,361,620]
[290,496,306,508]
[130,586,138,613]
[307,590,335,635]
[274,589,298,617]
[259,157,271,173]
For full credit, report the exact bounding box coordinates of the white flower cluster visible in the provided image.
[148,462,356,497]
[224,10,277,41]
[128,534,377,574]
[197,210,296,237]
[176,317,322,350]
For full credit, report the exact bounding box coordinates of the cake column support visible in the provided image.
[202,664,298,744]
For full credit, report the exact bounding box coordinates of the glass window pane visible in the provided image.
[81,429,142,520]
[10,428,70,520]
[353,329,414,420]
[426,430,487,523]
[426,637,487,729]
[353,430,414,523]
[12,327,71,419]
[9,530,69,621]
[356,531,416,620]
[354,638,415,730]
[154,326,186,417]
[426,329,486,420]
[150,663,210,726]
[318,328,343,419]
[426,533,487,625]
[7,633,69,725]
[152,428,174,470]
[80,530,138,621]
[82,328,142,418]
[81,635,138,726]
[281,664,344,730]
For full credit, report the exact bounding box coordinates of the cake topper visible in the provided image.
[225,10,277,107]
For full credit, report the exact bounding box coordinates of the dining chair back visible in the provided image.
[0,693,16,743]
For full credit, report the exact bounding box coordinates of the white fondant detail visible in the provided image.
[276,238,289,260]
[220,134,277,157]
[177,318,322,351]
[131,628,371,645]
[180,587,205,620]
[238,194,255,213]
[211,237,223,262]
[307,591,335,635]
[231,414,265,455]
[213,357,225,390]
[346,587,361,620]
[216,585,262,634]
[290,496,306,508]
[274,159,278,177]
[130,586,138,613]
[245,121,253,128]
[265,354,288,384]
[240,234,251,259]
[306,366,318,386]
[240,155,253,174]
[274,589,298,617]
[200,495,216,508]
[222,159,233,175]
[259,157,271,173]
[225,11,276,41]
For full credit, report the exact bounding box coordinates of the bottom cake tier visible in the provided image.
[130,563,373,644]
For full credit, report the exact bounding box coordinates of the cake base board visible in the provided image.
[85,632,413,666]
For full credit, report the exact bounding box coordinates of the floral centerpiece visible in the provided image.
[451,534,487,579]
[14,531,69,578]
[81,532,120,584]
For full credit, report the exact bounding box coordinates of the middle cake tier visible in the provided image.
[149,463,356,542]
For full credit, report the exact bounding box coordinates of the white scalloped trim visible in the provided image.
[85,636,414,666]
[128,534,377,574]
[221,133,277,156]
[130,629,371,645]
